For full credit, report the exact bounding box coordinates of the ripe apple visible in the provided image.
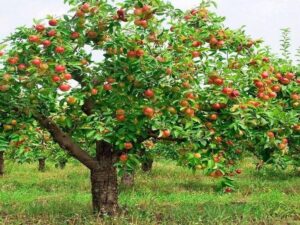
[192,51,200,58]
[185,108,195,117]
[48,30,57,37]
[103,83,112,91]
[143,107,155,118]
[32,58,42,66]
[135,49,144,57]
[71,32,80,39]
[262,57,270,63]
[209,114,218,121]
[271,85,281,92]
[166,68,172,75]
[42,40,51,47]
[180,100,189,107]
[134,8,143,16]
[35,24,45,32]
[127,50,136,58]
[214,78,223,86]
[28,35,40,43]
[211,103,221,110]
[55,65,66,73]
[52,76,61,82]
[124,142,133,150]
[230,90,240,98]
[192,41,202,47]
[161,129,171,138]
[49,19,58,26]
[91,88,98,95]
[291,93,300,100]
[55,46,65,54]
[225,187,232,193]
[261,71,269,79]
[59,84,71,92]
[285,72,295,80]
[268,92,277,98]
[86,30,98,39]
[18,64,26,71]
[280,77,290,85]
[81,3,90,13]
[64,73,72,80]
[116,114,126,122]
[254,80,264,88]
[142,5,151,13]
[222,87,233,95]
[144,89,154,98]
[120,154,128,162]
[267,131,275,138]
[0,51,4,56]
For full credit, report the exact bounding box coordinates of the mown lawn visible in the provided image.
[0,159,300,225]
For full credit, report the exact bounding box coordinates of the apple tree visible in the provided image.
[0,0,298,216]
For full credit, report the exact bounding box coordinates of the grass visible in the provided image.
[0,159,300,225]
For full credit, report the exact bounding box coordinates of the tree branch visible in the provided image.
[34,113,99,170]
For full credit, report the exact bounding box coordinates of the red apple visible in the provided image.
[59,84,71,92]
[55,65,66,73]
[42,40,51,47]
[28,35,40,43]
[32,58,42,66]
[35,24,45,32]
[71,32,80,39]
[143,107,155,118]
[64,73,72,80]
[124,142,133,150]
[103,83,112,91]
[144,89,154,98]
[49,19,58,26]
[52,76,61,82]
[55,46,65,54]
[47,30,57,37]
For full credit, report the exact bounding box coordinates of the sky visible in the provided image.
[0,0,299,59]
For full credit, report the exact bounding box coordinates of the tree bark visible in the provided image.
[0,151,4,176]
[121,172,135,187]
[38,158,46,172]
[142,159,153,172]
[91,141,119,216]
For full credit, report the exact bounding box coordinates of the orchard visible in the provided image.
[0,0,299,222]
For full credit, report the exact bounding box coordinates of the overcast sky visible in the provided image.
[0,0,299,60]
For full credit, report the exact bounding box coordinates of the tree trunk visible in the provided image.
[59,160,67,169]
[121,172,134,187]
[0,151,4,176]
[91,141,119,216]
[142,159,153,172]
[38,158,46,172]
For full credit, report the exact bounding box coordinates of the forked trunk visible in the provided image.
[0,151,4,176]
[121,172,135,187]
[91,141,119,216]
[142,159,153,172]
[38,158,46,172]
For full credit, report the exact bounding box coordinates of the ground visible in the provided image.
[0,159,300,225]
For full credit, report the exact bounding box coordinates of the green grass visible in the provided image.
[0,159,300,225]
